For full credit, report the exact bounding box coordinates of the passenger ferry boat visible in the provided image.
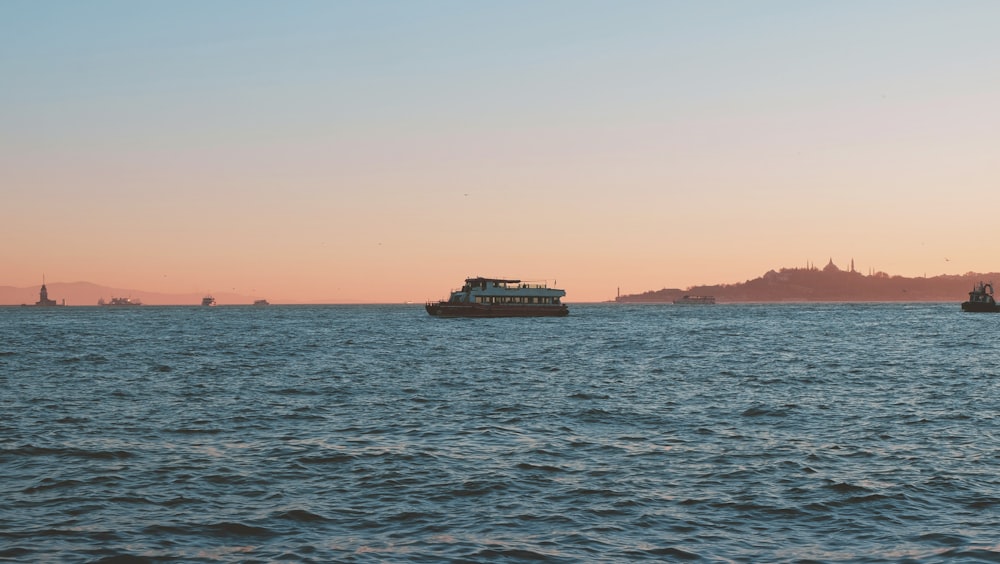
[961,281,1000,312]
[426,277,568,317]
[673,295,716,305]
[201,295,216,307]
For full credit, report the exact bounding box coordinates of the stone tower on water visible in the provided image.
[35,275,60,307]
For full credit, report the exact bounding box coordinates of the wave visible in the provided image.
[204,521,278,538]
[626,546,703,560]
[741,404,794,417]
[90,553,154,563]
[2,445,132,460]
[3,303,999,562]
[274,509,330,523]
[825,481,874,494]
[467,547,572,562]
[296,453,355,465]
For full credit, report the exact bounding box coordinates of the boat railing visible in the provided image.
[450,282,551,292]
[497,282,549,290]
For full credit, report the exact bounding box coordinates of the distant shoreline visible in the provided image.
[4,262,993,305]
[616,263,995,304]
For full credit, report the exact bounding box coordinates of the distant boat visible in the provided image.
[673,295,716,305]
[426,277,568,317]
[961,282,1000,312]
[253,299,270,306]
[201,295,216,307]
[99,297,142,306]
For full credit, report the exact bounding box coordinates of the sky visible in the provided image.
[2,1,998,303]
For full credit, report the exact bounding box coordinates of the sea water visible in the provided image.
[1,303,997,562]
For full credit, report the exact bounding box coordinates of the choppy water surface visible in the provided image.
[1,303,998,562]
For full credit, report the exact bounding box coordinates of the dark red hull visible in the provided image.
[961,301,1000,313]
[425,302,568,318]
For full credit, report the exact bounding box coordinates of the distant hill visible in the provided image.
[616,262,998,303]
[0,281,257,306]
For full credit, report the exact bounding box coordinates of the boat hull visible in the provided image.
[425,302,568,318]
[961,301,1000,313]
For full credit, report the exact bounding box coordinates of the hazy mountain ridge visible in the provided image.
[6,264,997,305]
[0,282,258,306]
[616,264,999,303]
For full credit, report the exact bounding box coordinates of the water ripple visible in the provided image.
[1,303,998,562]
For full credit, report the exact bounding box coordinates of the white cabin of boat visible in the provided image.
[445,277,565,305]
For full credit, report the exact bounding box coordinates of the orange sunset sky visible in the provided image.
[3,2,998,303]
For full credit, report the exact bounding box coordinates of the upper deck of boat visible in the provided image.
[457,277,563,296]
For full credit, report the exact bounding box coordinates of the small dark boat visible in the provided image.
[673,295,716,305]
[961,281,1000,312]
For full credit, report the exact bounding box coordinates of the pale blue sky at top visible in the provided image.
[2,1,999,302]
